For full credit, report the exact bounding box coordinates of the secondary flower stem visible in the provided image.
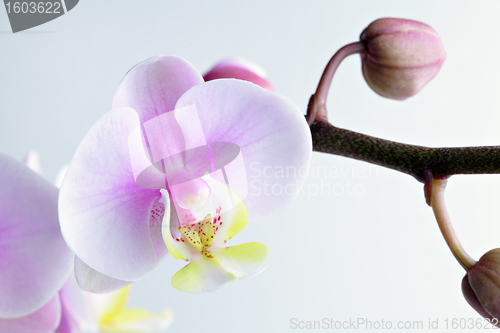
[306,42,365,125]
[310,120,500,182]
[429,178,477,271]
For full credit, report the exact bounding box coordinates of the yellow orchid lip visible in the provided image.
[178,214,216,257]
[161,176,269,293]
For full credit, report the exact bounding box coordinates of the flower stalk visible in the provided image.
[304,16,500,322]
[310,120,500,183]
[306,42,365,125]
[429,178,476,271]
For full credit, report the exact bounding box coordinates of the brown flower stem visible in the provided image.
[310,120,500,183]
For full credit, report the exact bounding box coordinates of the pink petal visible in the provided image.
[56,271,97,333]
[127,126,166,189]
[112,56,204,124]
[203,57,275,91]
[174,79,312,223]
[0,295,61,333]
[0,154,73,318]
[74,256,131,294]
[54,310,76,333]
[59,108,166,281]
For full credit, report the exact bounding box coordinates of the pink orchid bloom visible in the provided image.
[1,153,173,333]
[58,55,312,293]
[0,153,74,331]
[203,57,275,91]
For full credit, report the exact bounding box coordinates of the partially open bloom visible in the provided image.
[0,153,73,330]
[59,55,311,293]
[360,18,446,100]
[462,249,500,324]
[203,57,275,91]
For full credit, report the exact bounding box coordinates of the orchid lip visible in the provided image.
[178,214,218,258]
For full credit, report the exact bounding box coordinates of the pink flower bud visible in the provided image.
[462,249,500,325]
[360,18,446,100]
[203,57,275,91]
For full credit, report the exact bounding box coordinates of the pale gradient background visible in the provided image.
[2,1,500,332]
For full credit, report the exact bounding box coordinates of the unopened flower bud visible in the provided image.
[203,57,274,91]
[360,18,446,100]
[462,249,500,324]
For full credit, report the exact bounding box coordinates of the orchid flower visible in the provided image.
[203,57,275,91]
[58,55,312,293]
[57,274,173,333]
[0,153,73,331]
[1,152,172,333]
